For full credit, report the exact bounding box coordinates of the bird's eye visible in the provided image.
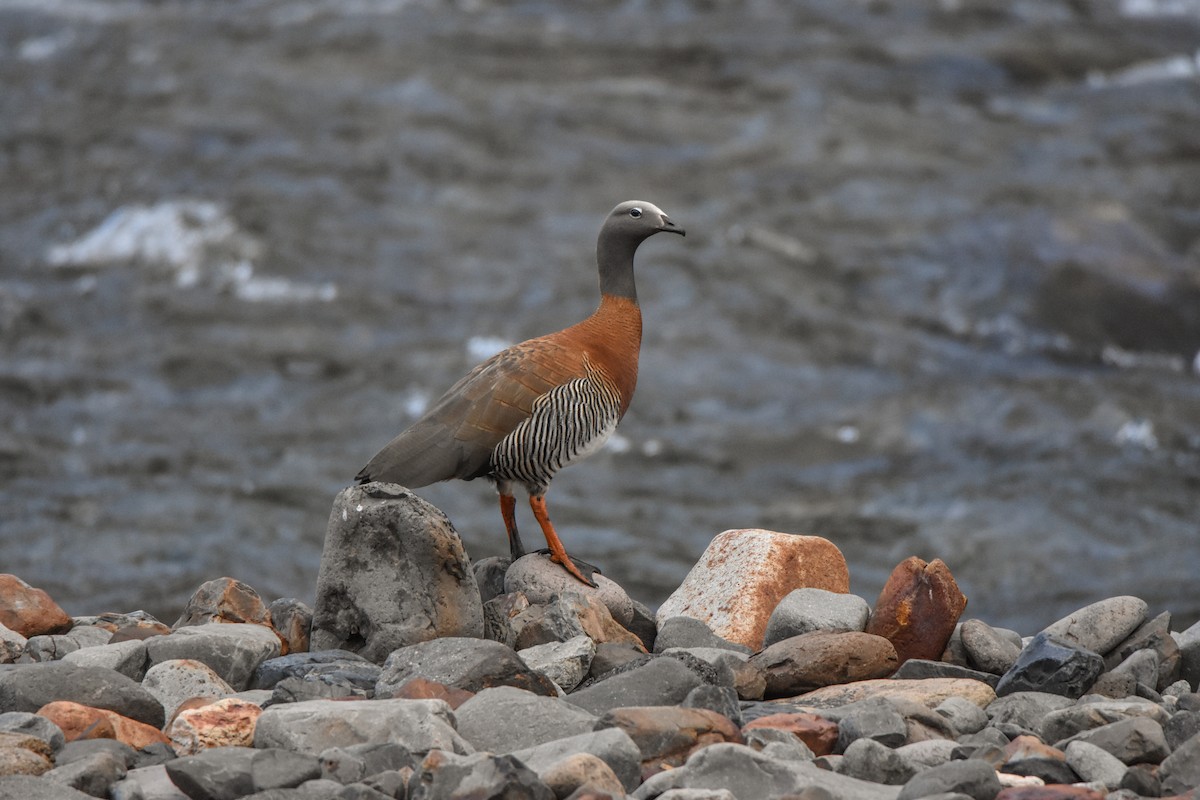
[629,208,643,218]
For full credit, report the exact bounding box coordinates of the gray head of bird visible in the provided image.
[606,200,686,241]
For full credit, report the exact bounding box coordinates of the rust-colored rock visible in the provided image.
[1004,735,1067,764]
[995,787,1106,800]
[174,577,272,628]
[0,574,72,637]
[866,557,967,664]
[790,677,996,709]
[657,530,849,650]
[166,697,262,755]
[37,700,116,741]
[597,706,742,777]
[749,630,899,699]
[742,712,840,756]
[383,677,475,709]
[109,621,172,642]
[37,700,170,749]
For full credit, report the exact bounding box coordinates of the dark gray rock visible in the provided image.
[654,616,749,654]
[250,749,322,792]
[44,750,128,797]
[453,685,597,753]
[253,650,375,690]
[1120,763,1162,797]
[165,746,323,799]
[319,742,414,784]
[270,674,368,704]
[743,726,817,762]
[839,738,916,785]
[683,683,742,726]
[133,742,178,769]
[835,699,908,752]
[1160,731,1200,796]
[56,738,138,769]
[632,743,901,800]
[627,598,658,652]
[0,662,164,727]
[1107,648,1160,692]
[895,739,958,770]
[0,711,66,754]
[1057,716,1169,765]
[253,698,471,757]
[408,751,554,800]
[588,641,650,681]
[361,769,407,799]
[1000,753,1078,785]
[985,691,1074,731]
[311,484,484,664]
[376,636,556,696]
[1177,619,1200,691]
[165,746,258,800]
[509,728,642,792]
[145,623,282,691]
[960,619,1021,675]
[934,697,988,737]
[995,632,1105,698]
[0,775,97,799]
[1040,596,1148,656]
[1165,709,1200,750]
[762,588,871,647]
[1038,697,1170,743]
[472,556,510,605]
[890,659,998,687]
[896,760,1002,800]
[1104,611,1180,690]
[566,655,704,715]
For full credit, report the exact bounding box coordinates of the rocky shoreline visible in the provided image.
[2,484,1199,799]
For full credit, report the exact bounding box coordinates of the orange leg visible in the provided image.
[529,494,597,587]
[499,493,526,562]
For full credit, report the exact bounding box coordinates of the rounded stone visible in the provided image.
[505,555,634,627]
[763,588,871,647]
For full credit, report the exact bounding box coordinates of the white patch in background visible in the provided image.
[1087,51,1200,87]
[1193,350,1200,376]
[45,199,336,303]
[18,32,73,61]
[836,425,861,444]
[466,335,511,362]
[641,438,663,457]
[1120,0,1200,16]
[603,433,631,454]
[1101,345,1186,373]
[402,389,429,418]
[1115,419,1159,450]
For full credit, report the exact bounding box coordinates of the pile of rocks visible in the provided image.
[1,483,1199,800]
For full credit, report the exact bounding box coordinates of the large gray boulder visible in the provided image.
[0,662,164,728]
[453,686,598,753]
[253,698,472,757]
[311,484,484,663]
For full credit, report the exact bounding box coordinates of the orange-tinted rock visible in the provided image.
[383,677,475,709]
[597,706,742,777]
[995,787,1106,800]
[1005,735,1067,763]
[749,630,899,699]
[657,530,850,650]
[540,752,625,798]
[742,712,840,756]
[267,598,312,655]
[37,700,116,741]
[866,557,967,664]
[109,621,172,643]
[0,574,72,637]
[37,700,170,749]
[166,697,262,755]
[174,577,271,628]
[792,677,996,709]
[106,709,172,749]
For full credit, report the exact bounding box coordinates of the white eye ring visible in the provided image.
[629,208,643,218]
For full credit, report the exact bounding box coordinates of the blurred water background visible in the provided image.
[2,0,1199,633]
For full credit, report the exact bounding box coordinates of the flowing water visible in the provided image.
[2,0,1199,634]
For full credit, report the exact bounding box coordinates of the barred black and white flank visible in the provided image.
[489,357,622,495]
